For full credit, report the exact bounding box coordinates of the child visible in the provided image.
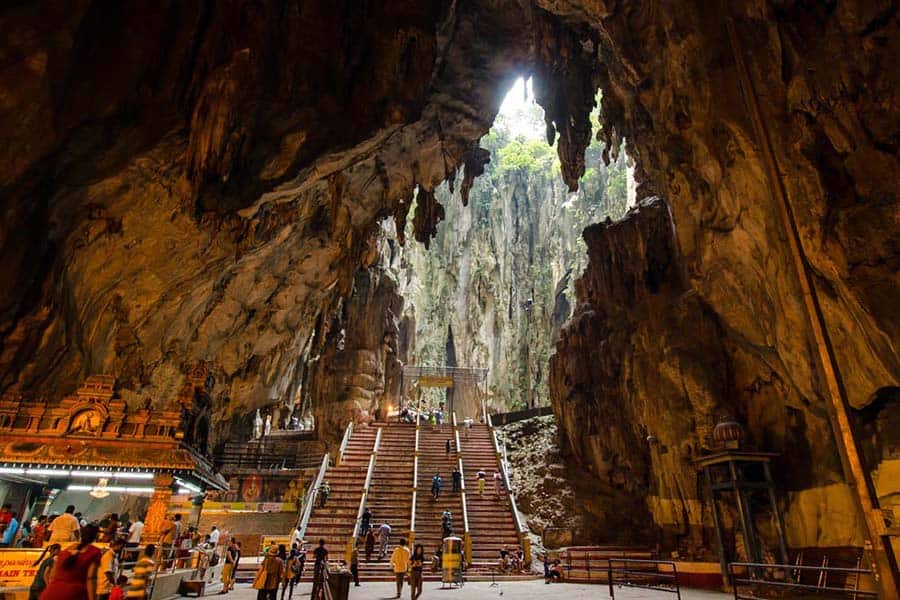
[109,574,128,600]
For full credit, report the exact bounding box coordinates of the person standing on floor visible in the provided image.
[476,469,486,495]
[409,544,425,600]
[254,545,284,600]
[281,543,301,600]
[40,524,102,600]
[451,468,461,493]
[209,525,220,548]
[310,539,328,600]
[390,538,410,599]
[222,538,239,594]
[0,511,18,547]
[29,544,60,600]
[96,538,124,600]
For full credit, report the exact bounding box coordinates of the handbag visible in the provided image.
[252,566,267,590]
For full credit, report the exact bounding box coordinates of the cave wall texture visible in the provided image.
[0,0,897,566]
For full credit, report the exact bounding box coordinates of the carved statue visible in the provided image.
[253,409,263,439]
[264,414,272,436]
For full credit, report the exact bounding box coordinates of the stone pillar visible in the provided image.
[142,473,173,543]
[189,493,205,527]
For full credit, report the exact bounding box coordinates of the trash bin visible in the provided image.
[441,536,463,588]
[327,569,353,600]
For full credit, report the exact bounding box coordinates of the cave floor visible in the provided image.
[219,581,730,599]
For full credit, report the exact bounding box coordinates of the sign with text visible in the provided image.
[0,549,43,589]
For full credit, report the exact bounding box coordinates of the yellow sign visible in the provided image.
[0,549,44,589]
[260,535,293,551]
[418,376,454,388]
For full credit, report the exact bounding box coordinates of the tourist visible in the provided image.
[431,547,442,572]
[209,525,220,548]
[158,514,179,569]
[253,545,284,600]
[28,544,60,600]
[222,539,239,593]
[349,544,360,587]
[310,539,328,600]
[542,552,550,581]
[364,529,376,562]
[0,503,12,537]
[18,515,32,547]
[476,469,486,495]
[97,538,124,600]
[41,523,102,600]
[1,510,18,546]
[547,559,562,583]
[378,521,392,559]
[389,538,410,599]
[290,524,302,548]
[100,513,120,543]
[441,511,452,538]
[47,505,80,544]
[445,439,452,455]
[126,516,143,549]
[127,544,155,599]
[360,506,372,537]
[498,545,510,572]
[451,468,461,493]
[409,544,425,600]
[295,542,304,580]
[318,480,331,508]
[281,543,302,599]
[75,513,87,527]
[29,516,48,548]
[515,548,526,571]
[431,473,442,500]
[493,470,502,495]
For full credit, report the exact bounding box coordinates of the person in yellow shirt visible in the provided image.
[389,538,410,599]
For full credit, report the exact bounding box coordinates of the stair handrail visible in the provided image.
[453,411,472,565]
[489,419,531,565]
[410,411,421,544]
[337,421,354,466]
[297,452,330,540]
[347,427,381,562]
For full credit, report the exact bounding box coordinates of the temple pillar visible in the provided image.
[189,493,205,527]
[142,473,174,543]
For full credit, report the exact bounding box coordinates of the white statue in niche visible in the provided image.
[264,414,272,436]
[69,409,100,435]
[253,409,263,439]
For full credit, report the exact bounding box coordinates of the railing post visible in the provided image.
[608,559,614,598]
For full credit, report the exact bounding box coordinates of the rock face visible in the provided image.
[548,0,899,564]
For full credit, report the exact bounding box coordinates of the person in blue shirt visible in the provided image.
[0,511,19,546]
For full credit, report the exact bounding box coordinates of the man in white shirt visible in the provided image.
[290,525,302,548]
[127,518,144,545]
[208,525,220,547]
[48,505,80,544]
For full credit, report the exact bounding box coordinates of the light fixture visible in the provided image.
[71,470,114,478]
[0,467,26,475]
[67,483,154,494]
[175,478,201,493]
[177,488,192,495]
[89,478,110,499]
[25,468,69,476]
[112,472,154,480]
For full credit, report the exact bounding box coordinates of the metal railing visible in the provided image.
[608,558,681,599]
[452,412,472,563]
[337,421,354,466]
[410,422,420,544]
[347,427,381,561]
[297,453,330,541]
[728,561,876,599]
[486,412,530,565]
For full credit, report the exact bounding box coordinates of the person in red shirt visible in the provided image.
[40,524,102,600]
[0,503,12,536]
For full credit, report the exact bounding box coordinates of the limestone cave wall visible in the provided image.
[548,0,899,558]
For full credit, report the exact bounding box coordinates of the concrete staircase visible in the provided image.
[460,423,522,571]
[414,423,464,557]
[357,422,415,580]
[303,426,377,552]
